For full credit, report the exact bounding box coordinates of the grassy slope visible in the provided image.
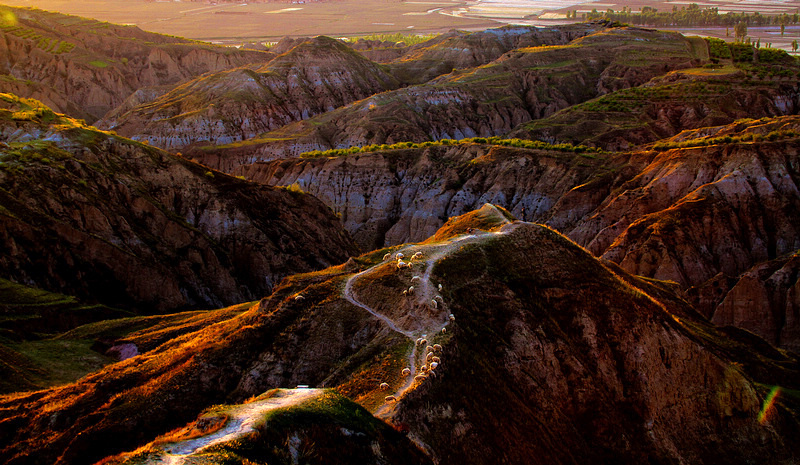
[0,277,128,393]
[0,275,255,394]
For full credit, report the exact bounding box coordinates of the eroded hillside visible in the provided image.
[189,26,707,171]
[241,117,800,349]
[1,12,800,465]
[0,94,357,313]
[510,50,800,150]
[0,6,271,122]
[98,36,401,150]
[1,206,797,465]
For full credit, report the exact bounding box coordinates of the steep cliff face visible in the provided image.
[0,6,270,122]
[0,94,357,312]
[98,36,401,150]
[1,209,797,465]
[558,120,800,291]
[510,66,800,150]
[240,143,606,251]
[702,254,800,353]
[238,117,800,349]
[190,26,706,172]
[239,119,800,283]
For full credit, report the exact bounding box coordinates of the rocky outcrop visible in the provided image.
[1,210,797,465]
[192,27,706,172]
[0,94,357,312]
[689,254,800,353]
[557,123,800,291]
[239,117,800,349]
[239,118,800,289]
[241,143,605,250]
[98,36,401,150]
[0,6,270,121]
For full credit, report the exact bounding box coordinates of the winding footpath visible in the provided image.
[342,214,521,416]
[159,388,322,464]
[141,212,522,463]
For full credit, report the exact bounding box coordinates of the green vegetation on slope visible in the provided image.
[299,137,603,159]
[343,33,439,47]
[0,278,129,393]
[585,5,799,28]
[653,128,800,150]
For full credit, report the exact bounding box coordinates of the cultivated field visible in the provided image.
[0,0,497,42]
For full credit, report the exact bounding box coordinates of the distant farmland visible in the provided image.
[0,0,497,42]
[2,0,798,51]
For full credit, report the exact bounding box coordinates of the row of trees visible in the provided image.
[583,4,799,28]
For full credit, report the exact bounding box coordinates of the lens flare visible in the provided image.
[758,386,781,425]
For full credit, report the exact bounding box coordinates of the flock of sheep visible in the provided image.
[381,250,456,404]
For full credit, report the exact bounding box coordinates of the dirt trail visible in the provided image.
[160,388,322,463]
[343,210,520,415]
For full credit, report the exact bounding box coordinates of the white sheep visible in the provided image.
[438,283,442,292]
[441,327,447,334]
[395,252,404,260]
[432,344,442,352]
[294,295,305,301]
[415,337,424,345]
[385,395,397,402]
[432,356,440,363]
[415,374,427,381]
[412,252,423,260]
[420,365,428,373]
[403,290,408,296]
[408,286,415,294]
[426,345,434,353]
[434,295,443,303]
[431,300,438,309]
[430,362,439,370]
[396,260,408,269]
[380,382,390,390]
[411,276,421,283]
[419,338,428,346]
[402,368,411,376]
[449,314,455,322]
[425,352,434,363]
[383,252,391,261]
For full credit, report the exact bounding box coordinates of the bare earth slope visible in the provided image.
[0,206,797,465]
[0,94,357,312]
[241,117,800,349]
[385,23,606,84]
[0,6,271,122]
[190,26,706,171]
[241,142,607,251]
[98,36,401,151]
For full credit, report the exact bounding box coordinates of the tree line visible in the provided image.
[583,4,799,28]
